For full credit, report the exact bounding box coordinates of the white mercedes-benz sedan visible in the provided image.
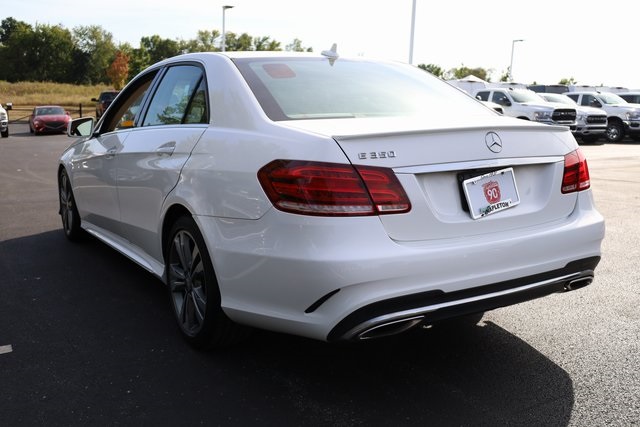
[58,50,605,349]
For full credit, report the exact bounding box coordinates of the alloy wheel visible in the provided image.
[168,230,208,337]
[59,172,75,236]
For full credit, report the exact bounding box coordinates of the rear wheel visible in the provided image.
[166,216,249,349]
[605,121,625,143]
[1,129,7,138]
[58,170,83,241]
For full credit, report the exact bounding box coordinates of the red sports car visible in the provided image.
[29,106,71,135]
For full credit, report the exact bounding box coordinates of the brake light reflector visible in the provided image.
[258,160,411,216]
[562,149,591,194]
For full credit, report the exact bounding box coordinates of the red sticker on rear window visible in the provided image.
[263,63,296,79]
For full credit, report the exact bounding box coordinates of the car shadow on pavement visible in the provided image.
[0,230,574,427]
[217,323,574,426]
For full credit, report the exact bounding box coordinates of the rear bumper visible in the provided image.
[197,190,604,342]
[327,256,599,341]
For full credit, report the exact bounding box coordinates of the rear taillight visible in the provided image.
[561,148,591,194]
[257,160,411,216]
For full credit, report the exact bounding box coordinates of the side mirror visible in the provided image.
[4,102,12,111]
[591,100,602,108]
[68,117,95,137]
[91,98,98,102]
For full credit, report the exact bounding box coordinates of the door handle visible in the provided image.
[105,148,117,159]
[156,141,176,155]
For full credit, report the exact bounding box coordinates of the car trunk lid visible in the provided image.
[281,116,578,241]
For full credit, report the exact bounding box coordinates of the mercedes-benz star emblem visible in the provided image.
[485,132,503,153]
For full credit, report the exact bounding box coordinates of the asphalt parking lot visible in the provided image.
[1,123,638,426]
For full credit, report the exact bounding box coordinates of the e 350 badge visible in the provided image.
[358,151,397,160]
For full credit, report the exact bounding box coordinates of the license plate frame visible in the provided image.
[462,167,520,219]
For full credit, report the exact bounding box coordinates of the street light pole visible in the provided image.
[222,5,234,52]
[409,0,416,64]
[509,39,524,82]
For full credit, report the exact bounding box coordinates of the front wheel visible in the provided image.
[58,170,83,241]
[1,129,8,138]
[166,216,249,349]
[605,121,625,143]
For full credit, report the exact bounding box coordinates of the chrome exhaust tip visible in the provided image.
[565,276,593,291]
[357,316,424,340]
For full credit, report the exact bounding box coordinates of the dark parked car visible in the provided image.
[28,106,71,135]
[92,90,119,118]
[618,92,640,104]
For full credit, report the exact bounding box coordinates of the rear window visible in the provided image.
[234,57,488,121]
[101,92,118,101]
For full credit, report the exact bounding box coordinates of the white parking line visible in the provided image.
[0,345,13,355]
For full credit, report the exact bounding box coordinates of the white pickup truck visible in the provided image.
[538,93,607,144]
[474,87,577,130]
[564,91,640,143]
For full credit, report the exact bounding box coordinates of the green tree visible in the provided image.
[17,24,77,83]
[179,29,221,53]
[224,32,253,51]
[0,17,29,45]
[286,38,312,52]
[140,35,181,64]
[559,77,577,85]
[447,65,489,81]
[0,18,33,81]
[0,16,311,83]
[73,25,117,85]
[126,35,180,79]
[418,63,444,78]
[254,36,281,51]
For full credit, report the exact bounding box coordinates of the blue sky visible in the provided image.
[6,0,640,89]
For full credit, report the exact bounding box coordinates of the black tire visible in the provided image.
[605,121,625,143]
[166,216,249,349]
[1,129,7,138]
[58,169,84,241]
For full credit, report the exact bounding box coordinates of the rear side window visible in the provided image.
[143,65,208,126]
[565,94,579,103]
[491,92,509,104]
[475,91,490,101]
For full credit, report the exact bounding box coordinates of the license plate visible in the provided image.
[462,167,520,219]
